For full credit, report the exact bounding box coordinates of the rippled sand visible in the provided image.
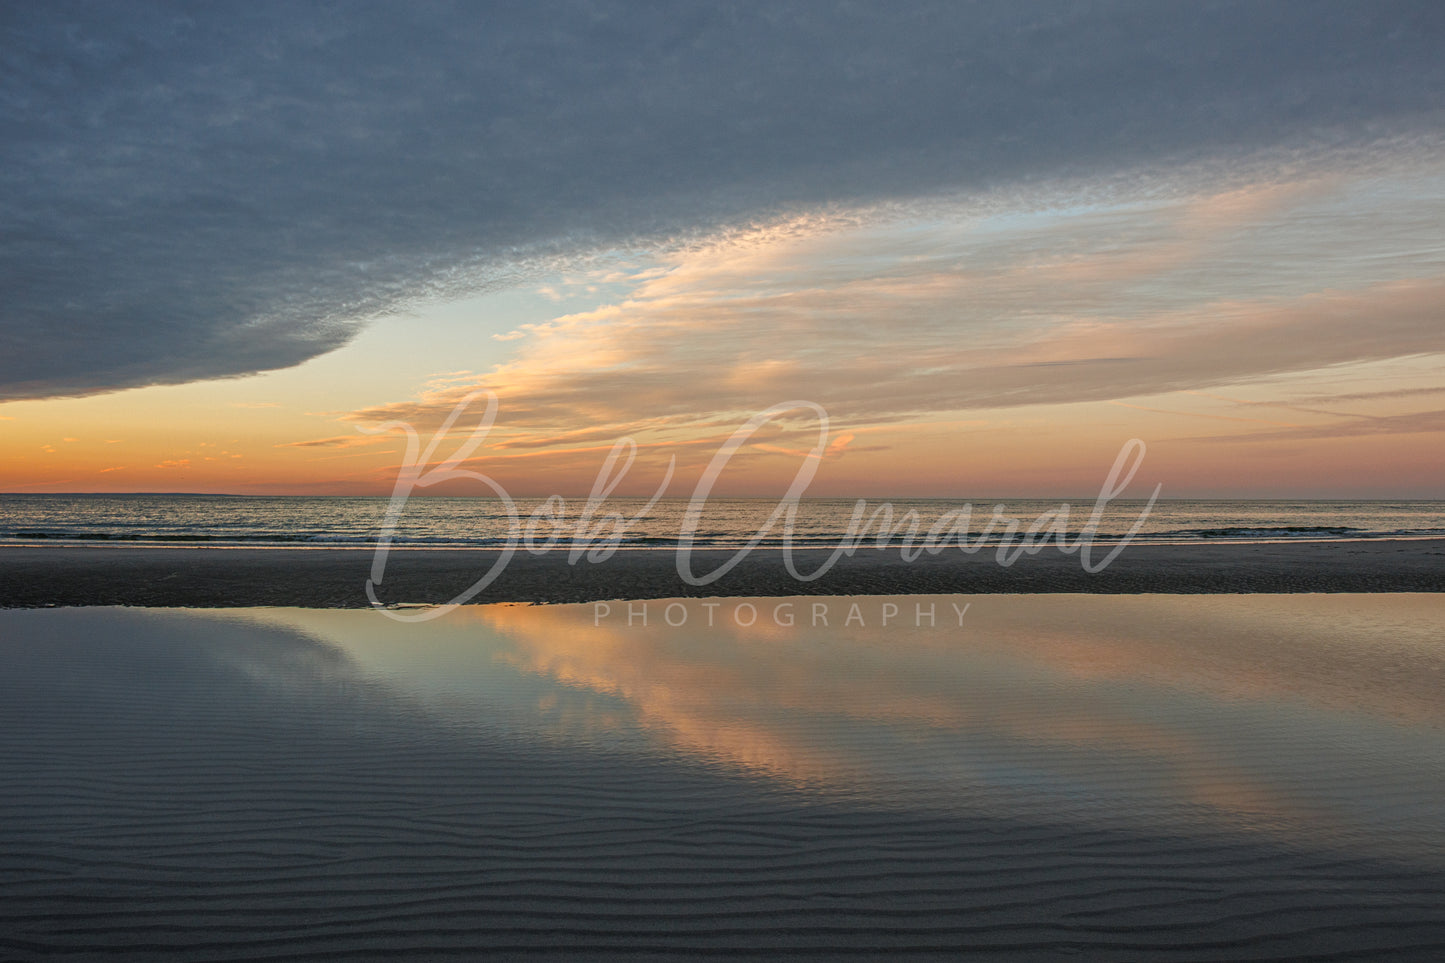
[2,595,1443,959]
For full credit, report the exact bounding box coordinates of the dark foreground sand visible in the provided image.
[2,601,1443,961]
[1,538,1441,607]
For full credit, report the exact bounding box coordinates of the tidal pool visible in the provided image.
[2,594,1442,960]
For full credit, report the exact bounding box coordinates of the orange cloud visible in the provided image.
[276,435,390,450]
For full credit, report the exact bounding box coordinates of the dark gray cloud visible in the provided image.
[2,0,1442,399]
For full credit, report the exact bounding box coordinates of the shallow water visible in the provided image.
[2,594,1443,959]
[227,594,1445,858]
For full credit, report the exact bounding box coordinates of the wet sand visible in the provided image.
[1,538,1441,608]
[2,598,1444,960]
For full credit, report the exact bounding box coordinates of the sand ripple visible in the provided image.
[1,606,1443,960]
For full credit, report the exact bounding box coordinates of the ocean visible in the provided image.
[2,494,1443,549]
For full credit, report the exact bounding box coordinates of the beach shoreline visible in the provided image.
[2,537,1441,608]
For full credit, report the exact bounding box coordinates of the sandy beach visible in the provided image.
[6,539,1441,960]
[1,537,1442,608]
[6,3,1444,958]
[3,596,1444,960]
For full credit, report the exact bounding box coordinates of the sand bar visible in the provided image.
[1,538,1441,607]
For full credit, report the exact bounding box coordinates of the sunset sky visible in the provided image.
[3,2,1442,498]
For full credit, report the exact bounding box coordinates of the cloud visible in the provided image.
[1179,408,1445,445]
[1109,401,1301,428]
[276,435,387,450]
[347,171,1445,443]
[1286,386,1445,406]
[3,1,1443,399]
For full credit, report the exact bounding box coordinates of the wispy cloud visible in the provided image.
[276,435,389,450]
[1286,386,1445,406]
[1180,390,1394,423]
[348,170,1445,449]
[1182,408,1445,444]
[1109,401,1301,428]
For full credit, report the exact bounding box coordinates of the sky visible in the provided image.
[2,1,1443,497]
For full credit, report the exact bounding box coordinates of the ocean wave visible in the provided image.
[1155,526,1445,539]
